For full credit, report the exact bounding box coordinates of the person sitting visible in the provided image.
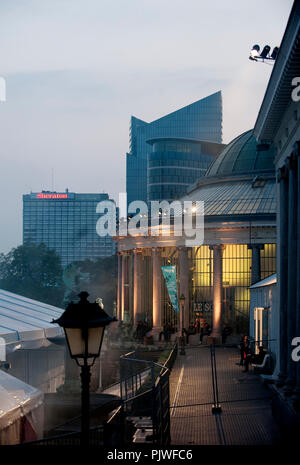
[200,321,211,344]
[252,346,268,365]
[135,320,150,342]
[222,323,233,344]
[159,322,172,342]
[188,322,195,335]
[194,317,200,334]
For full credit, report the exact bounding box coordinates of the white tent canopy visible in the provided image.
[0,369,44,444]
[0,289,64,353]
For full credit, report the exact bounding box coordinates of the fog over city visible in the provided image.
[0,0,293,253]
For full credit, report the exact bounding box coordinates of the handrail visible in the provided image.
[119,343,177,400]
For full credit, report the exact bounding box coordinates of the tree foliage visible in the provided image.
[62,255,117,315]
[0,243,65,306]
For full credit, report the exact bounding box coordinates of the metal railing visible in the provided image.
[119,343,177,445]
[17,344,177,447]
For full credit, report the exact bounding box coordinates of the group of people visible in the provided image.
[239,335,267,372]
[134,320,151,342]
[159,322,175,342]
[159,316,233,345]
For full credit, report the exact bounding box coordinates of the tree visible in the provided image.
[62,255,117,315]
[0,243,65,306]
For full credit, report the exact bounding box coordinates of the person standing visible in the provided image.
[239,335,245,365]
[242,336,252,372]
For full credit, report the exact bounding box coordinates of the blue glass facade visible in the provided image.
[23,191,117,267]
[126,91,223,205]
[147,138,224,202]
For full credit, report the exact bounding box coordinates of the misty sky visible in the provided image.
[0,0,293,254]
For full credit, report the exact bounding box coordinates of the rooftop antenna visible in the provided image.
[51,168,54,192]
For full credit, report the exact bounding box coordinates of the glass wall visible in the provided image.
[222,245,252,333]
[192,244,276,334]
[148,150,215,202]
[126,92,223,205]
[23,192,116,266]
[260,244,276,279]
[191,246,213,326]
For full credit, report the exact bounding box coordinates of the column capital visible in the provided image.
[293,140,300,157]
[247,244,264,250]
[209,244,225,251]
[178,246,188,253]
[133,248,142,254]
[277,165,288,182]
[151,247,160,253]
[287,153,297,171]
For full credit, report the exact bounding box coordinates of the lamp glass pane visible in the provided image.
[64,326,105,359]
[64,328,85,358]
[88,327,105,356]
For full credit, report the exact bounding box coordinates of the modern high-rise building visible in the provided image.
[23,190,117,266]
[126,91,223,205]
[147,138,224,202]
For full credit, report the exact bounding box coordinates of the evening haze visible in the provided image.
[0,0,293,253]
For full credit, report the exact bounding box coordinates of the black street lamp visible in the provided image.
[52,291,116,446]
[179,294,186,355]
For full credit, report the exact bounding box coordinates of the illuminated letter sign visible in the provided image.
[36,193,68,199]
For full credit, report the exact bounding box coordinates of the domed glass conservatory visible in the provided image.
[116,130,277,337]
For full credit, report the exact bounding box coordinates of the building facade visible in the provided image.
[117,130,277,338]
[126,91,223,206]
[254,0,300,401]
[249,274,277,363]
[23,190,116,266]
[147,137,224,202]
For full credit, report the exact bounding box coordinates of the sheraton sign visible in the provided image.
[36,193,68,199]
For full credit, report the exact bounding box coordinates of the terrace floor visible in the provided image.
[169,344,280,445]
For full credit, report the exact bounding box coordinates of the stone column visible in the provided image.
[179,247,190,331]
[277,165,289,385]
[133,249,143,325]
[121,252,127,321]
[248,244,263,285]
[117,252,122,322]
[285,154,298,394]
[152,248,163,331]
[210,245,224,341]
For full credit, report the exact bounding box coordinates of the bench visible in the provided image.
[252,353,271,372]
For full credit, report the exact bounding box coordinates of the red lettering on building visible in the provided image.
[36,193,68,199]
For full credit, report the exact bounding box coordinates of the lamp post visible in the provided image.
[179,294,186,355]
[52,291,116,446]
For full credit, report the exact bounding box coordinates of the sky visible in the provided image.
[0,0,294,254]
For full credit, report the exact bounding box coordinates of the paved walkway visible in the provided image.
[169,345,280,445]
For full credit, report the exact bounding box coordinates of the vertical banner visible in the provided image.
[161,265,179,313]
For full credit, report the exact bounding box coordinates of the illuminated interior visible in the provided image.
[192,244,276,333]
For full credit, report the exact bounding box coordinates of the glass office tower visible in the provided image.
[126,91,223,205]
[23,190,117,267]
[147,138,224,202]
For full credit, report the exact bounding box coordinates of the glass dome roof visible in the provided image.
[206,130,275,177]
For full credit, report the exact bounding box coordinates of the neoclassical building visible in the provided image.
[116,130,277,339]
[254,0,300,399]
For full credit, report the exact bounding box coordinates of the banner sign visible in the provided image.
[161,265,179,313]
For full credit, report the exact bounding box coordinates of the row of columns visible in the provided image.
[277,143,300,398]
[209,243,263,340]
[117,243,264,338]
[117,248,190,333]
